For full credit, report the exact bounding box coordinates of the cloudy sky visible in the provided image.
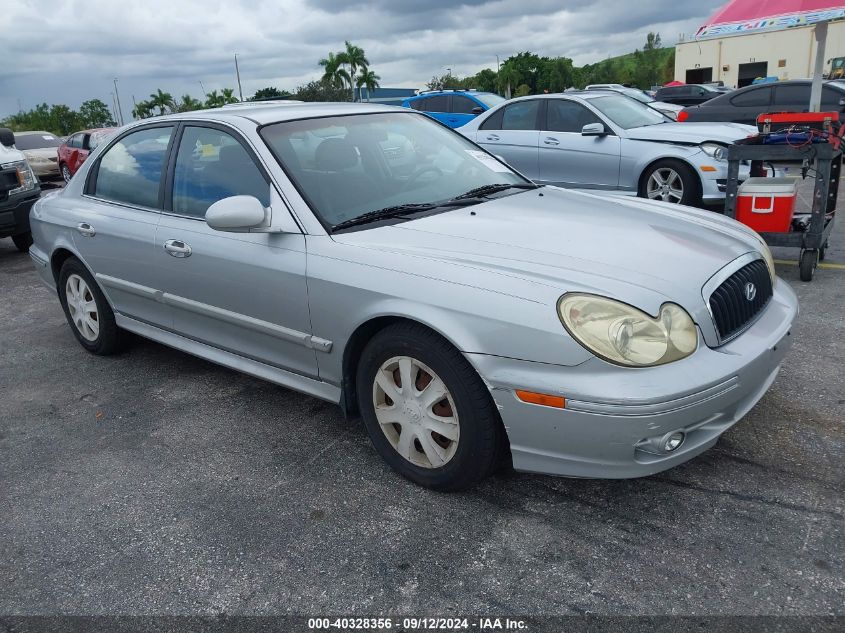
[0,0,724,120]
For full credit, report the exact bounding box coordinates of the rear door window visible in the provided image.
[408,97,427,111]
[92,126,173,209]
[451,95,478,114]
[731,87,771,107]
[774,84,809,105]
[546,100,601,132]
[424,95,449,113]
[500,100,541,130]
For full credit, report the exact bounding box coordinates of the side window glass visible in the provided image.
[172,126,270,219]
[479,107,505,130]
[425,95,449,112]
[451,96,477,114]
[546,100,600,132]
[731,88,770,107]
[821,86,843,107]
[409,98,427,111]
[69,134,83,149]
[500,100,540,130]
[774,84,809,104]
[94,126,173,208]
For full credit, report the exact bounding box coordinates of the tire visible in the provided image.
[61,163,72,183]
[356,322,503,491]
[639,159,701,206]
[11,231,33,252]
[799,249,817,282]
[58,257,124,354]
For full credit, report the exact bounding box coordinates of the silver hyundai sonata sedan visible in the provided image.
[29,103,797,491]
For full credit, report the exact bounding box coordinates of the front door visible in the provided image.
[538,99,621,188]
[75,124,176,328]
[475,99,541,179]
[155,124,318,378]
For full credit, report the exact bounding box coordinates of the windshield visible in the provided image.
[588,94,667,129]
[15,133,62,150]
[618,88,654,104]
[261,111,528,229]
[473,93,506,108]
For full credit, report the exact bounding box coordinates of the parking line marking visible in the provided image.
[774,259,845,270]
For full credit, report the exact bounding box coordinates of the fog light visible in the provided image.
[663,432,685,452]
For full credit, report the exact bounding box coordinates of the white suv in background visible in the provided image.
[0,128,41,252]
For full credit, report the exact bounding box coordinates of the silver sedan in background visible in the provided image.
[29,103,796,491]
[459,92,755,206]
[11,130,62,181]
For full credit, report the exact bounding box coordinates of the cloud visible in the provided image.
[0,0,722,119]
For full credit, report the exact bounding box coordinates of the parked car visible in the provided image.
[29,103,797,490]
[57,127,116,182]
[402,90,505,128]
[12,131,62,181]
[655,84,722,106]
[0,128,40,251]
[679,79,845,125]
[585,85,683,119]
[458,92,754,206]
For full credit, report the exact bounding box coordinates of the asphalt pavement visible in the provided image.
[0,184,843,619]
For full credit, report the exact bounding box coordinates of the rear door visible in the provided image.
[420,94,451,126]
[77,124,175,327]
[448,94,480,128]
[154,123,318,378]
[475,99,541,179]
[538,99,620,188]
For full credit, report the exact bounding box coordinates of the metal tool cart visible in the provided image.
[724,141,840,282]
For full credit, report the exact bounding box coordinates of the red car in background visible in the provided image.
[57,128,116,182]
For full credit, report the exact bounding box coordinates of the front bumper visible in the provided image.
[0,188,40,238]
[468,278,798,479]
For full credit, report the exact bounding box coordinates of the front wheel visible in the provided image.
[61,163,72,183]
[356,323,503,491]
[640,159,701,206]
[11,231,33,252]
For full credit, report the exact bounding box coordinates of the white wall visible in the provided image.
[675,21,845,87]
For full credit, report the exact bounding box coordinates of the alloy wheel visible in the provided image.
[65,274,99,341]
[61,165,72,183]
[646,167,684,203]
[371,355,460,469]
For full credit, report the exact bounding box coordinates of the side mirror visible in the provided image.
[581,122,607,137]
[0,128,15,148]
[471,106,484,115]
[205,195,271,232]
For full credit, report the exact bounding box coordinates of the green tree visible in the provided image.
[204,90,226,108]
[342,40,369,101]
[248,87,291,101]
[220,88,239,104]
[79,99,115,128]
[294,79,351,102]
[148,89,175,115]
[175,95,203,113]
[355,68,381,101]
[319,52,350,89]
[514,83,532,98]
[132,100,155,120]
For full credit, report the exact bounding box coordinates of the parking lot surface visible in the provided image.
[1,186,843,617]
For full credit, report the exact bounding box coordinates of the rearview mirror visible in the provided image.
[471,106,484,115]
[205,195,271,232]
[581,123,607,137]
[0,128,15,148]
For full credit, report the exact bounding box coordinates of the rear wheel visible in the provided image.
[356,323,503,491]
[11,231,33,252]
[58,257,124,354]
[640,159,701,206]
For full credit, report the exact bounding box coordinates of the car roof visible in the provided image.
[133,102,402,126]
[409,91,495,98]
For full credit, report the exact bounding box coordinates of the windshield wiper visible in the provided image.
[331,203,438,232]
[451,182,539,200]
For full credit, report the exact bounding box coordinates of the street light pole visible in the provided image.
[234,53,243,102]
[112,78,124,126]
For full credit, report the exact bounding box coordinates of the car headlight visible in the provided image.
[700,142,727,162]
[2,160,37,194]
[557,293,698,367]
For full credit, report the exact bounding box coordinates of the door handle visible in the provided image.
[76,222,96,237]
[543,137,560,146]
[485,134,500,141]
[164,239,192,258]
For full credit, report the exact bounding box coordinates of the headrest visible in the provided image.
[314,137,359,172]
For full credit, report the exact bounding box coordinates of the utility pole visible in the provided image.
[113,78,124,126]
[234,53,243,101]
[110,92,119,123]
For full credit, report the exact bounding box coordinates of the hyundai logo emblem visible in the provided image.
[744,282,757,302]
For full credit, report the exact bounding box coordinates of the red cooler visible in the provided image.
[735,177,798,233]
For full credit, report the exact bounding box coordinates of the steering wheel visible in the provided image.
[404,165,443,189]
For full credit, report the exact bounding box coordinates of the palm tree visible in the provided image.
[176,94,203,113]
[220,88,239,104]
[204,90,225,108]
[319,52,350,90]
[355,69,380,102]
[343,41,369,101]
[132,100,154,120]
[148,89,175,115]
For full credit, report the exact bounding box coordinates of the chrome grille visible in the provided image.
[708,259,773,343]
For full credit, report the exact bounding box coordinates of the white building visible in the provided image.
[674,20,845,88]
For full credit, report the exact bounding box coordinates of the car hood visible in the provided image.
[624,121,755,144]
[333,187,763,332]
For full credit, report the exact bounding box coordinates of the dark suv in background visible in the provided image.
[654,84,722,106]
[679,80,845,125]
